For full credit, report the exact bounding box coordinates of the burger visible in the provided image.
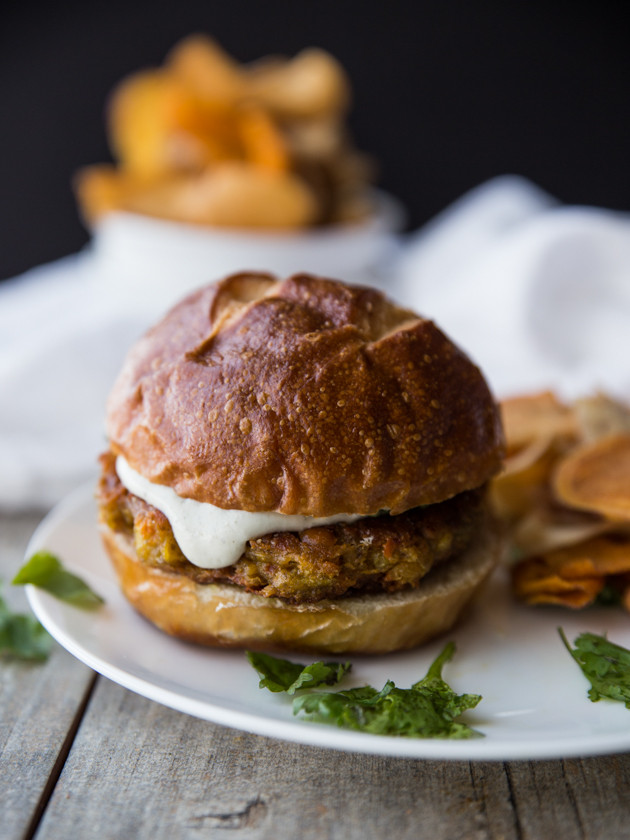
[98,272,504,653]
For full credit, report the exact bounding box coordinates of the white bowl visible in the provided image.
[91,191,404,318]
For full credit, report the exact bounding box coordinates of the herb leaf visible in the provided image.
[246,650,351,694]
[13,550,104,609]
[0,589,53,661]
[559,628,630,707]
[248,642,483,738]
[293,641,482,738]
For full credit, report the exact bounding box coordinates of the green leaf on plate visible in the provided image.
[0,588,53,661]
[248,642,483,738]
[292,641,483,739]
[13,550,104,609]
[246,650,351,694]
[559,627,630,708]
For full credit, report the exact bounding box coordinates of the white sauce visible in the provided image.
[115,456,364,569]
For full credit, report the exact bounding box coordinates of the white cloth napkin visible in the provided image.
[0,250,147,510]
[395,175,630,400]
[1,174,629,511]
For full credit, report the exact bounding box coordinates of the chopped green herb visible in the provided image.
[559,628,630,707]
[13,550,104,609]
[246,650,351,694]
[0,589,52,661]
[248,642,483,738]
[293,641,482,738]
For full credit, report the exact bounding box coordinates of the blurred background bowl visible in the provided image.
[2,0,630,282]
[91,190,403,316]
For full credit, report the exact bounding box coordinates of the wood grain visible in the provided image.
[0,512,95,840]
[5,510,630,840]
[35,675,630,840]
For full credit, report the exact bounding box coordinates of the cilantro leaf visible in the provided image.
[246,650,351,694]
[559,628,630,707]
[248,642,483,738]
[13,550,104,609]
[0,589,52,661]
[293,641,482,738]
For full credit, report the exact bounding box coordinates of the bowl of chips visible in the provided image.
[490,391,630,609]
[77,36,403,314]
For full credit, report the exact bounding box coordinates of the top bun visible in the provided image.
[106,273,503,516]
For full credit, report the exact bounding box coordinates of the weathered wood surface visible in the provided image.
[4,510,630,840]
[0,511,95,840]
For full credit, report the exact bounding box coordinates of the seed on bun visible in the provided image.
[98,272,504,653]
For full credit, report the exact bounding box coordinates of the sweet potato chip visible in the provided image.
[236,105,289,172]
[553,434,630,521]
[573,394,630,442]
[248,48,349,118]
[500,391,578,454]
[107,71,198,177]
[501,392,630,612]
[167,35,244,105]
[511,501,616,555]
[543,535,630,579]
[74,165,128,225]
[75,35,370,230]
[124,164,317,228]
[108,69,247,177]
[77,163,317,229]
[489,439,557,522]
[512,556,604,608]
[512,535,630,608]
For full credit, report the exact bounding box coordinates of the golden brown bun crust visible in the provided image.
[106,273,504,516]
[101,522,502,654]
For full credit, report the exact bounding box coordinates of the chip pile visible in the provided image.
[75,35,373,230]
[490,392,630,609]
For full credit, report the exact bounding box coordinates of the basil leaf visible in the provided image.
[13,550,104,609]
[559,628,630,707]
[293,641,482,739]
[246,651,351,694]
[0,590,52,661]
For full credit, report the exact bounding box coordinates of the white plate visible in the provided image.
[25,484,630,761]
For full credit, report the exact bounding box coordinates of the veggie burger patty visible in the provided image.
[98,451,486,604]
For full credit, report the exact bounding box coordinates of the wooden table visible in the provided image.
[3,509,630,840]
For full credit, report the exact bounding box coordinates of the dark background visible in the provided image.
[1,0,629,281]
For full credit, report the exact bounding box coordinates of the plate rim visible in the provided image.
[23,483,630,761]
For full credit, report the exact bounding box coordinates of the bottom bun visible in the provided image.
[101,524,503,655]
